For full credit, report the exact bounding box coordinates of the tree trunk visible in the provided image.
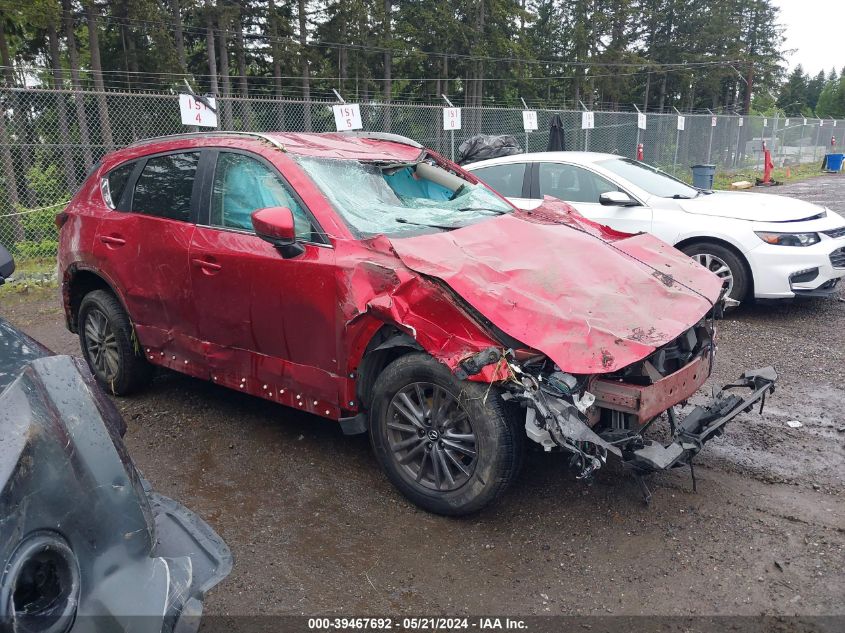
[657,73,667,112]
[170,0,187,73]
[48,19,77,191]
[204,0,219,96]
[383,0,392,131]
[0,21,35,207]
[83,0,114,149]
[0,76,22,240]
[217,3,233,129]
[268,0,283,99]
[297,0,311,130]
[643,71,651,111]
[234,14,253,128]
[62,0,93,170]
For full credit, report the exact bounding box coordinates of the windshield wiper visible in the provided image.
[457,206,508,215]
[395,217,459,231]
[671,193,696,199]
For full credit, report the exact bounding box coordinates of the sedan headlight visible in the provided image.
[754,231,820,247]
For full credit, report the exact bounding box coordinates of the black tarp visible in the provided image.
[457,134,522,165]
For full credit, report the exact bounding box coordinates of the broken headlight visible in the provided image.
[754,231,820,247]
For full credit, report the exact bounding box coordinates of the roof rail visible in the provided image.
[337,131,423,149]
[126,131,286,151]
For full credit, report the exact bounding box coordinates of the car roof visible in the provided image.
[466,151,622,169]
[119,131,425,163]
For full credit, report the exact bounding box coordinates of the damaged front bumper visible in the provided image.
[620,366,778,472]
[505,359,777,491]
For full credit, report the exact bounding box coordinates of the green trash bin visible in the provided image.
[691,164,716,190]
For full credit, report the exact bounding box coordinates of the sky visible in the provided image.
[774,0,845,76]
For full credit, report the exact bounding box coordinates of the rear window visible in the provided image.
[102,161,135,209]
[470,163,526,198]
[131,152,200,221]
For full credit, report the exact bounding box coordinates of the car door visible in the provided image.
[188,149,342,411]
[92,150,200,355]
[467,162,538,209]
[532,161,653,234]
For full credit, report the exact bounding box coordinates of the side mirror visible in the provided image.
[251,207,305,259]
[599,191,638,207]
[0,244,15,285]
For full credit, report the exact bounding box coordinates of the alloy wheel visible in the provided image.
[692,252,734,296]
[83,308,120,381]
[386,382,477,492]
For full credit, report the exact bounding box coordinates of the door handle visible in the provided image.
[99,235,126,247]
[191,257,222,272]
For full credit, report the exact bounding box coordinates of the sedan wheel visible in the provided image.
[691,252,734,297]
[680,242,750,302]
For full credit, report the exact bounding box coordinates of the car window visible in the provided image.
[598,158,700,198]
[211,152,313,240]
[102,161,135,209]
[538,163,617,203]
[131,152,199,221]
[470,163,526,198]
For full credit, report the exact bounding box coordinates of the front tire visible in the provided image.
[680,242,750,302]
[78,290,153,395]
[369,353,523,516]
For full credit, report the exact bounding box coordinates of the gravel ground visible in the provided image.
[1,175,843,618]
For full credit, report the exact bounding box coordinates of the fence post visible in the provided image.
[813,121,822,163]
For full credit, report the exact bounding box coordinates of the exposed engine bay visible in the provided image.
[460,302,777,501]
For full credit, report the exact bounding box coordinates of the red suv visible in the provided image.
[58,131,776,515]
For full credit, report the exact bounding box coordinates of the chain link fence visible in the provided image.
[2,86,844,271]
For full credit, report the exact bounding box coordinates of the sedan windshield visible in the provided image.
[293,156,513,237]
[598,158,702,199]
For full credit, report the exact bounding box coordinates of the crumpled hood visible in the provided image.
[675,190,825,222]
[390,199,723,374]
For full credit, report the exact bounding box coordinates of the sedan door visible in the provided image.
[532,162,653,234]
[188,149,342,413]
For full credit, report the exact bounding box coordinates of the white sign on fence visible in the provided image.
[820,119,824,127]
[785,118,790,126]
[443,107,462,130]
[179,94,217,127]
[763,118,768,127]
[332,104,363,130]
[711,115,717,127]
[803,118,808,125]
[738,117,744,127]
[637,113,647,130]
[834,120,838,127]
[581,111,595,129]
[522,110,538,131]
[677,115,685,131]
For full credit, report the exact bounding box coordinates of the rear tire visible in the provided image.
[78,290,153,395]
[369,353,523,516]
[680,241,750,302]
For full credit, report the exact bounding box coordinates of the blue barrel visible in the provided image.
[824,153,844,172]
[691,164,716,189]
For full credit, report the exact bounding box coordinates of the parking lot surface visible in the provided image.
[2,175,843,617]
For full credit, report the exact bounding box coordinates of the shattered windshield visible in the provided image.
[293,156,513,237]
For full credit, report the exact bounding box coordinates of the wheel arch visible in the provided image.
[673,235,755,298]
[355,325,425,410]
[63,265,128,333]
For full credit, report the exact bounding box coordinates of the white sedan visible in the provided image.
[465,152,845,301]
